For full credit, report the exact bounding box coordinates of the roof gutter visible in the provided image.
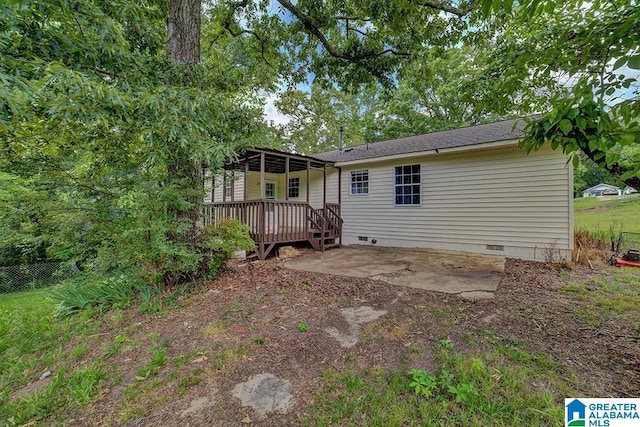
[331,139,520,167]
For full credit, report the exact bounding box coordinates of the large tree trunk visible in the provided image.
[165,0,203,286]
[167,0,201,65]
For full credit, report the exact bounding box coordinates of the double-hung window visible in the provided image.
[394,165,421,205]
[288,177,300,198]
[224,173,234,201]
[350,170,369,195]
[265,181,276,200]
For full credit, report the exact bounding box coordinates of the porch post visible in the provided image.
[306,160,310,204]
[260,152,266,200]
[338,167,342,205]
[244,159,249,200]
[230,171,234,202]
[211,172,216,203]
[323,164,327,209]
[222,175,227,202]
[321,164,327,252]
[285,157,290,201]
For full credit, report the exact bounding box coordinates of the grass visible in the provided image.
[306,338,571,426]
[1,242,638,425]
[0,290,104,424]
[574,194,640,234]
[561,269,640,327]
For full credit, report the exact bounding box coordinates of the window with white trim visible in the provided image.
[350,170,369,195]
[394,164,421,205]
[224,173,233,201]
[265,181,276,199]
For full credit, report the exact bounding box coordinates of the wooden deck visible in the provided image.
[202,200,342,259]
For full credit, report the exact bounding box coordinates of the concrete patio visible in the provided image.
[285,246,505,299]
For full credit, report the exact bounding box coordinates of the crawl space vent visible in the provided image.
[486,245,504,251]
[358,236,368,242]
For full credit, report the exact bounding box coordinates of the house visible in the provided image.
[623,186,637,195]
[566,399,586,424]
[203,118,574,261]
[582,183,621,197]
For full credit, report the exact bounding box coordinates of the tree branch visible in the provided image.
[410,0,476,17]
[276,0,411,61]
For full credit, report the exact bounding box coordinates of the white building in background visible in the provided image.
[582,183,621,197]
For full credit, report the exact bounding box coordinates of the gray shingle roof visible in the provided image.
[313,118,527,163]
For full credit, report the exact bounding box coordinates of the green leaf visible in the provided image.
[612,56,628,70]
[572,155,579,168]
[482,0,493,17]
[504,0,513,14]
[567,108,580,119]
[620,170,637,180]
[605,151,620,167]
[558,119,573,136]
[575,116,587,130]
[620,134,634,146]
[544,1,555,13]
[628,55,640,70]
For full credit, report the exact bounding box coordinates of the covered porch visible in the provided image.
[202,148,343,260]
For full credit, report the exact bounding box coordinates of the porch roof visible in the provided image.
[223,147,333,174]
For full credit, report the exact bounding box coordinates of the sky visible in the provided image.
[263,94,291,126]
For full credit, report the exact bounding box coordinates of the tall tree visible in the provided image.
[3,0,507,284]
[477,0,640,188]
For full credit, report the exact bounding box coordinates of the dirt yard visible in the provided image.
[66,251,639,426]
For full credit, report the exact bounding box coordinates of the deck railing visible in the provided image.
[325,203,343,237]
[202,200,342,258]
[202,200,314,244]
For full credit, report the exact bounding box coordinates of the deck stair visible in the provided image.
[202,200,342,259]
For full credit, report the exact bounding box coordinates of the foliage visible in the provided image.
[477,0,640,187]
[137,284,164,314]
[1,0,267,288]
[5,0,635,291]
[297,322,309,332]
[408,366,478,403]
[521,100,640,188]
[0,173,50,266]
[274,46,526,155]
[49,274,138,317]
[310,339,567,426]
[408,368,437,398]
[198,219,254,278]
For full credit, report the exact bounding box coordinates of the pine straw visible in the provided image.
[572,229,612,266]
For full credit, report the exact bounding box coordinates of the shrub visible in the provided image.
[198,219,254,279]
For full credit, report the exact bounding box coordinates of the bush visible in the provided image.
[198,219,255,279]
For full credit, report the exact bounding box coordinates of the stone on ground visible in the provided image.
[232,373,294,418]
[324,306,387,348]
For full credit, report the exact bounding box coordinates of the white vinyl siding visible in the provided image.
[309,170,339,208]
[211,173,245,202]
[338,144,573,261]
[210,170,338,207]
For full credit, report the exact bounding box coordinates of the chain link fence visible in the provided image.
[0,261,80,294]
